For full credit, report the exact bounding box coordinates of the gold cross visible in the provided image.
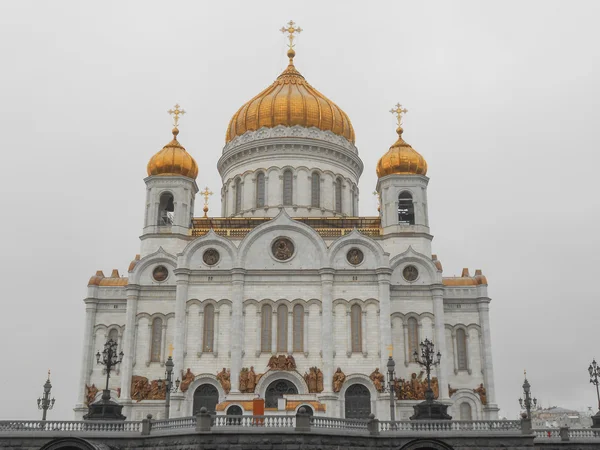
[200,187,213,218]
[167,104,186,127]
[390,103,408,127]
[386,344,394,357]
[168,343,174,357]
[280,20,302,49]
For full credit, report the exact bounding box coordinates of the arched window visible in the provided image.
[261,305,272,353]
[265,379,298,408]
[398,191,415,225]
[256,172,265,208]
[150,317,162,362]
[456,328,468,370]
[293,304,304,352]
[108,328,118,345]
[283,170,293,205]
[345,384,371,418]
[277,304,288,352]
[158,192,174,225]
[234,178,242,214]
[311,172,320,207]
[203,304,215,352]
[193,384,219,414]
[335,178,343,213]
[459,402,472,420]
[407,317,419,360]
[351,304,362,353]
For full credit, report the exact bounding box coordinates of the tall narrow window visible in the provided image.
[277,304,288,352]
[261,305,272,353]
[311,172,320,207]
[283,170,293,205]
[351,186,356,216]
[235,178,242,214]
[335,178,343,213]
[293,304,304,352]
[158,193,174,225]
[459,402,472,420]
[351,304,362,353]
[407,317,419,359]
[151,317,163,362]
[108,328,118,345]
[398,191,415,224]
[256,172,265,208]
[203,304,215,352]
[456,328,468,370]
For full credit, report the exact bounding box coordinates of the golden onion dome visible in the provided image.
[147,127,198,179]
[376,126,427,178]
[226,48,355,144]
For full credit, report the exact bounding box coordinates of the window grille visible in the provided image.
[283,170,293,205]
[335,178,343,213]
[311,173,320,207]
[235,179,242,214]
[256,172,265,208]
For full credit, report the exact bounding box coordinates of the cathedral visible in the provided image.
[75,23,499,422]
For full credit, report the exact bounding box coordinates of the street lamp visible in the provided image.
[37,370,55,421]
[384,353,396,423]
[157,356,180,419]
[410,338,451,420]
[518,370,537,419]
[589,359,600,428]
[83,338,126,421]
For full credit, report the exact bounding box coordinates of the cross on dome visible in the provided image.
[390,103,408,127]
[167,104,186,128]
[200,187,213,217]
[280,20,302,49]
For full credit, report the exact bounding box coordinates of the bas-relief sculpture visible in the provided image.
[179,368,195,393]
[449,384,458,397]
[267,354,296,371]
[304,367,324,393]
[369,368,385,392]
[239,367,259,393]
[474,383,487,405]
[216,368,231,394]
[85,384,99,406]
[332,367,346,393]
[395,371,439,400]
[130,375,166,401]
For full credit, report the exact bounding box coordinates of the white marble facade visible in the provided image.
[75,124,499,421]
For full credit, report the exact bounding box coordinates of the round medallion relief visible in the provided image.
[402,265,419,282]
[203,248,220,266]
[271,238,295,261]
[346,248,364,265]
[152,265,169,282]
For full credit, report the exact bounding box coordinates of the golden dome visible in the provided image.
[376,126,427,178]
[147,127,198,179]
[226,49,355,144]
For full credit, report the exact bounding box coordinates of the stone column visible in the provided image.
[230,269,246,393]
[120,286,140,400]
[320,269,334,392]
[478,298,498,415]
[174,269,190,377]
[432,287,450,400]
[77,299,98,405]
[377,270,392,371]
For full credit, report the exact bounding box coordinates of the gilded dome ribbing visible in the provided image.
[147,128,198,179]
[376,126,427,177]
[226,49,355,144]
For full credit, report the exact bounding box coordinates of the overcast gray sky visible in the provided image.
[1,0,598,420]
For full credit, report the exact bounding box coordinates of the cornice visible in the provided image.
[380,231,433,240]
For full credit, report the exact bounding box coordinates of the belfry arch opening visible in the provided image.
[398,191,414,225]
[158,192,175,226]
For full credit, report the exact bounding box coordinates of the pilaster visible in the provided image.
[173,269,190,377]
[320,268,334,393]
[120,285,140,400]
[230,268,246,393]
[77,299,98,406]
[377,269,392,371]
[432,287,450,400]
[478,298,498,418]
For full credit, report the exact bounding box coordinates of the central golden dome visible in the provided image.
[226,49,355,144]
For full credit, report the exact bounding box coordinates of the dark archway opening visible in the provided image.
[193,383,219,415]
[265,379,298,408]
[344,383,371,418]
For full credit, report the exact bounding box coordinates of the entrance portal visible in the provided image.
[192,383,219,414]
[265,379,298,408]
[344,383,371,418]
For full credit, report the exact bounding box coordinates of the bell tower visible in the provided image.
[143,104,199,238]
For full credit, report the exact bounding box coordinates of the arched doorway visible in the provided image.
[299,405,314,416]
[40,437,110,450]
[344,383,371,418]
[265,379,298,408]
[193,383,219,414]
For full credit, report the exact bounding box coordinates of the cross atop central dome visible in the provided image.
[225,24,355,144]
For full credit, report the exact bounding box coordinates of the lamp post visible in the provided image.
[83,338,126,421]
[37,370,55,421]
[589,359,600,428]
[518,371,537,419]
[410,338,451,420]
[157,356,180,419]
[386,354,396,422]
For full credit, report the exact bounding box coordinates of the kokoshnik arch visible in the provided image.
[76,21,497,421]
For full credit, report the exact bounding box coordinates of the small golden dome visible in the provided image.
[147,127,198,179]
[226,52,355,144]
[376,126,427,178]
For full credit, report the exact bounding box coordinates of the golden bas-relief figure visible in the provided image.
[85,384,99,406]
[369,368,385,392]
[267,354,296,370]
[130,375,166,401]
[332,367,346,393]
[395,372,439,400]
[216,368,231,394]
[303,367,324,393]
[239,367,260,393]
[179,368,195,393]
[473,383,487,405]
